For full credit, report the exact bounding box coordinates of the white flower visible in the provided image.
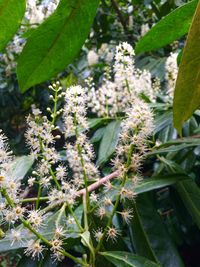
[28,210,43,228]
[87,50,99,66]
[24,239,44,259]
[50,238,63,252]
[106,227,120,242]
[64,85,88,136]
[120,208,133,224]
[165,52,178,101]
[93,228,103,242]
[10,229,22,246]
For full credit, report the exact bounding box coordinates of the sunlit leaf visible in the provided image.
[135,0,197,54]
[173,0,200,133]
[0,0,26,51]
[17,0,99,92]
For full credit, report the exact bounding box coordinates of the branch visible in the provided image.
[40,170,120,215]
[111,0,128,32]
[78,170,119,196]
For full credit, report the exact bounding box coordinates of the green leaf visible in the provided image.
[97,120,121,166]
[8,155,34,180]
[129,195,185,267]
[17,0,99,92]
[154,112,173,135]
[173,0,200,134]
[90,127,106,143]
[134,174,189,194]
[0,0,26,51]
[176,180,200,229]
[17,254,56,267]
[148,138,200,155]
[100,251,161,267]
[135,0,197,54]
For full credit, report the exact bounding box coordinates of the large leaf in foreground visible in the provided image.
[0,0,26,51]
[135,0,197,54]
[173,0,200,134]
[129,195,185,267]
[100,251,161,267]
[17,0,99,92]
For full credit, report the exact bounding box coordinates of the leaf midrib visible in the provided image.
[22,0,82,89]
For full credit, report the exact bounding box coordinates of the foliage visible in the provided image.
[173,0,200,133]
[0,0,200,267]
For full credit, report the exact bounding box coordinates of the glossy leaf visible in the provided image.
[0,0,26,51]
[129,195,185,267]
[90,127,106,143]
[8,155,34,180]
[135,0,197,54]
[134,174,189,194]
[100,251,161,267]
[97,120,121,166]
[176,180,200,229]
[17,0,99,92]
[148,138,200,155]
[173,0,200,133]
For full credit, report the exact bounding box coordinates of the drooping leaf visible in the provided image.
[100,251,161,267]
[129,194,185,267]
[97,120,121,166]
[135,0,198,54]
[0,0,26,51]
[17,0,99,92]
[176,180,200,229]
[173,0,200,133]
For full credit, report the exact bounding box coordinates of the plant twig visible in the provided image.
[111,0,128,31]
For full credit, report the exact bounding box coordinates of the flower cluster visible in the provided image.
[26,0,59,25]
[87,42,159,117]
[165,52,179,101]
[0,43,155,264]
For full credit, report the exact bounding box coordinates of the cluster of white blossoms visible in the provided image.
[64,85,99,186]
[165,52,179,101]
[0,43,155,262]
[114,98,154,178]
[87,42,158,117]
[26,0,59,25]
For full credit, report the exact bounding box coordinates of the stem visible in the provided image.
[51,86,58,126]
[95,174,127,252]
[50,168,61,190]
[74,114,90,229]
[67,203,84,232]
[83,194,89,231]
[36,183,42,209]
[96,145,134,252]
[20,197,49,203]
